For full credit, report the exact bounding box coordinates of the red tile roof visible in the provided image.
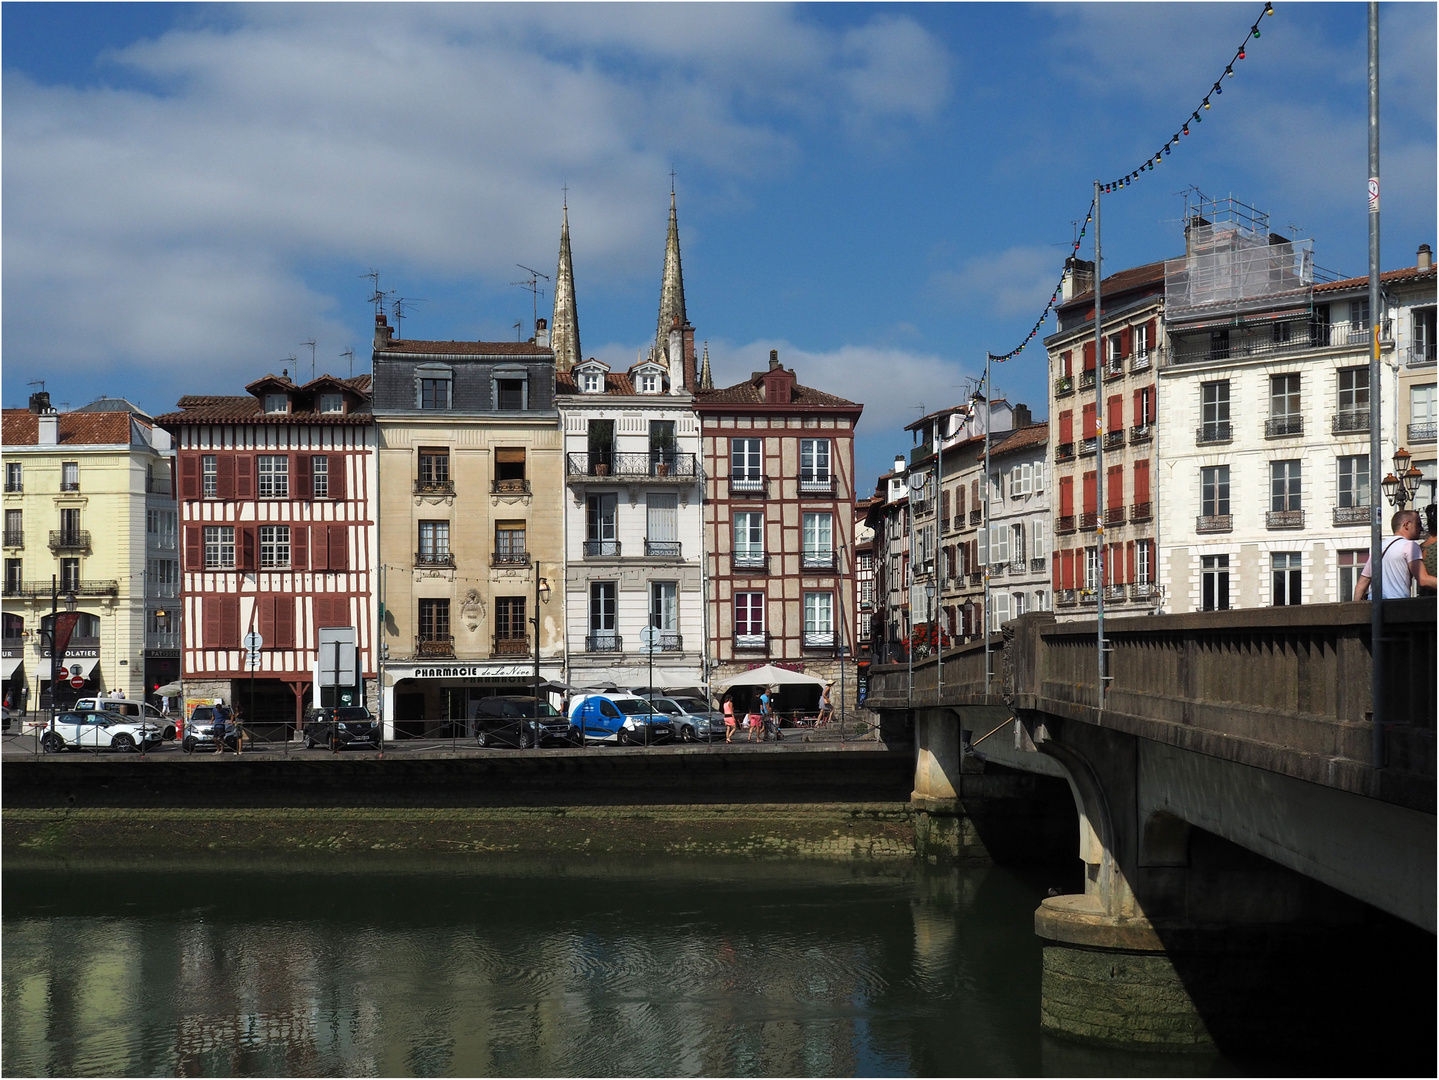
[153,375,372,426]
[990,422,1049,456]
[1315,265,1436,293]
[555,372,637,395]
[376,339,552,357]
[1058,259,1169,312]
[2,410,137,447]
[696,367,860,410]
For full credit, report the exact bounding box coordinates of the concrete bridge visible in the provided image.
[865,599,1436,1054]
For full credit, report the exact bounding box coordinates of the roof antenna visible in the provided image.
[283,356,297,382]
[340,349,355,378]
[513,320,523,342]
[301,339,317,381]
[361,269,392,316]
[391,296,427,339]
[511,264,550,330]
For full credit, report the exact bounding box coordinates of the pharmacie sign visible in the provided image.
[396,663,536,680]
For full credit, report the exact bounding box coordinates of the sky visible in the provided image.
[3,2,1435,489]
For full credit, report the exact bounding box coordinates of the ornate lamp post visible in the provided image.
[1381,447,1424,511]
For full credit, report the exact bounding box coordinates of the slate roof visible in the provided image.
[1315,265,1437,294]
[375,339,552,357]
[2,410,138,446]
[695,367,860,410]
[153,375,373,427]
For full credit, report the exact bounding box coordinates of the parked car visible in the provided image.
[182,703,239,753]
[473,696,570,749]
[305,706,381,750]
[40,710,164,753]
[568,693,676,745]
[648,696,726,742]
[74,696,176,741]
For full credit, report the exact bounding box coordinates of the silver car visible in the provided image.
[650,696,726,742]
[41,710,164,753]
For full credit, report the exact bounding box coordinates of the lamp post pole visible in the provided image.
[1093,178,1108,712]
[1367,0,1384,773]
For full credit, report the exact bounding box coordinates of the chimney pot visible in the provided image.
[1418,244,1433,271]
[894,455,905,474]
[769,349,779,370]
[38,412,59,446]
[28,391,51,415]
[535,317,550,348]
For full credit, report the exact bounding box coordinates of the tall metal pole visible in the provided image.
[1367,1,1384,771]
[935,416,943,705]
[907,479,915,709]
[983,351,993,700]
[1093,180,1107,710]
[533,558,542,750]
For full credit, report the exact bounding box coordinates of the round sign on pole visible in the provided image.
[639,626,658,654]
[70,675,86,689]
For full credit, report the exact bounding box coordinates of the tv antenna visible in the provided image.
[282,356,297,381]
[513,320,523,342]
[511,264,550,328]
[391,296,427,339]
[340,349,355,378]
[301,339,317,381]
[361,269,392,316]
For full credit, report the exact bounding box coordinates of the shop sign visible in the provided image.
[404,663,535,680]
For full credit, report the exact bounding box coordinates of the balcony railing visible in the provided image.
[1078,370,1096,390]
[1055,589,1078,607]
[492,634,530,657]
[60,481,80,493]
[969,509,984,526]
[1103,430,1125,451]
[3,531,21,549]
[3,579,118,598]
[1129,582,1160,601]
[1332,410,1370,435]
[799,473,836,495]
[1407,342,1437,367]
[1265,415,1303,438]
[1130,424,1153,444]
[1266,509,1305,529]
[1196,422,1232,445]
[802,631,836,650]
[1054,442,1075,463]
[1103,584,1127,602]
[414,551,455,568]
[1408,422,1436,442]
[1056,515,1076,535]
[989,562,1006,579]
[801,550,835,569]
[731,552,768,573]
[1103,360,1125,381]
[641,630,683,653]
[1130,501,1152,522]
[414,479,454,496]
[729,476,766,497]
[1080,511,1098,531]
[1054,375,1074,397]
[4,481,21,493]
[950,516,964,532]
[1168,319,1392,365]
[644,539,682,557]
[733,632,768,651]
[1079,437,1097,457]
[1031,557,1047,574]
[491,479,531,495]
[968,571,984,586]
[1333,505,1371,526]
[491,550,530,567]
[1131,351,1153,373]
[415,635,455,658]
[48,530,91,552]
[1105,506,1126,526]
[1009,559,1027,575]
[565,452,699,480]
[1196,514,1233,534]
[583,540,621,558]
[585,633,622,653]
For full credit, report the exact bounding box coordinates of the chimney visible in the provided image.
[1184,214,1211,257]
[668,318,684,387]
[1013,403,1032,428]
[534,317,550,348]
[1061,258,1094,302]
[28,391,51,414]
[38,411,59,446]
[374,313,392,349]
[894,455,905,475]
[1419,244,1433,271]
[682,322,696,391]
[769,349,780,371]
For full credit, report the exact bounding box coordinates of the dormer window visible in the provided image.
[320,393,345,414]
[583,372,602,393]
[264,393,289,414]
[640,373,660,393]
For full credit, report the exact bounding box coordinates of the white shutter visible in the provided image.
[1032,519,1047,561]
[977,527,988,566]
[1034,461,1045,494]
[993,524,1009,563]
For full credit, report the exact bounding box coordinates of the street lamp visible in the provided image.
[530,562,551,749]
[1381,447,1424,511]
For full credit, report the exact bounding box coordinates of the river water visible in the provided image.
[3,858,1236,1077]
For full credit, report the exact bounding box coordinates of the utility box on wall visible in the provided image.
[317,627,359,708]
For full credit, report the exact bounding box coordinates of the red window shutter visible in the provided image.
[1146,319,1157,352]
[295,456,312,501]
[1062,350,1073,376]
[1121,327,1132,357]
[291,526,308,570]
[1126,541,1136,584]
[311,525,329,571]
[1083,341,1095,371]
[216,456,236,499]
[1147,383,1157,423]
[1059,410,1073,443]
[185,526,202,570]
[1082,472,1097,515]
[204,598,221,645]
[240,527,256,571]
[1052,552,1061,588]
[1082,403,1097,439]
[1133,389,1144,426]
[220,596,240,648]
[1107,395,1122,432]
[275,598,295,649]
[259,595,275,643]
[181,455,199,500]
[1059,476,1074,516]
[330,525,348,570]
[329,457,346,501]
[235,455,254,499]
[1107,465,1124,509]
[1134,460,1151,502]
[1062,551,1075,590]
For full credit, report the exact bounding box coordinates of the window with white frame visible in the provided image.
[1010,463,1033,498]
[1202,554,1231,611]
[582,371,602,393]
[800,439,831,487]
[731,438,762,485]
[1337,455,1370,508]
[588,582,617,644]
[1136,539,1153,584]
[1134,322,1149,357]
[320,393,344,414]
[1337,549,1366,602]
[1201,465,1230,517]
[650,581,677,635]
[1272,552,1301,606]
[1084,547,1099,591]
[4,462,20,492]
[258,455,289,498]
[735,592,765,644]
[312,456,329,498]
[803,591,834,646]
[990,591,1011,632]
[802,512,833,566]
[734,512,764,562]
[264,393,288,414]
[1270,460,1302,512]
[1011,523,1025,564]
[1034,590,1048,612]
[1013,592,1026,617]
[259,525,291,568]
[418,366,453,410]
[61,461,79,491]
[204,526,235,569]
[638,372,659,394]
[202,455,217,497]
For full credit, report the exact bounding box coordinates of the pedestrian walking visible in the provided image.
[723,695,737,743]
[817,682,834,727]
[760,686,781,742]
[1354,509,1437,600]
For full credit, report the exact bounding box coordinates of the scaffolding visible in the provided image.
[1164,195,1314,324]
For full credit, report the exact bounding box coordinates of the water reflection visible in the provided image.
[2,857,1220,1078]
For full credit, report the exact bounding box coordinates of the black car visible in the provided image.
[474,696,570,748]
[305,706,381,750]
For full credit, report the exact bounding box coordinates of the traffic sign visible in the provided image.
[243,632,264,652]
[69,675,86,689]
[639,626,659,654]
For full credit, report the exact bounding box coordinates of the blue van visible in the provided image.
[569,693,676,745]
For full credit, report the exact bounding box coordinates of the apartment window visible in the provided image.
[1269,374,1301,436]
[1337,550,1366,602]
[319,393,345,414]
[204,526,236,569]
[803,592,834,646]
[148,558,178,597]
[495,448,527,491]
[1349,299,1371,329]
[1201,555,1230,611]
[4,559,21,592]
[59,507,81,542]
[1202,466,1230,517]
[1200,381,1230,441]
[1011,523,1025,563]
[1411,385,1436,439]
[147,508,177,548]
[646,493,678,555]
[494,597,526,644]
[1337,367,1369,418]
[802,512,833,566]
[4,509,21,547]
[586,494,618,556]
[61,461,79,492]
[418,521,450,561]
[1337,455,1370,508]
[202,455,217,497]
[800,439,831,488]
[418,366,453,410]
[1033,590,1049,613]
[734,511,764,562]
[859,576,874,606]
[639,373,659,394]
[1414,307,1437,363]
[1084,547,1099,591]
[311,456,329,498]
[263,393,288,414]
[735,592,765,643]
[257,455,289,498]
[418,448,450,490]
[731,438,762,487]
[1009,463,1034,498]
[990,523,1010,565]
[1134,323,1149,357]
[650,581,677,634]
[495,375,527,411]
[1272,553,1302,606]
[1105,334,1122,363]
[418,599,450,641]
[494,521,527,564]
[59,557,80,593]
[990,592,1011,633]
[1270,461,1301,511]
[588,582,617,643]
[1136,539,1153,585]
[259,525,291,569]
[582,371,602,393]
[4,463,20,492]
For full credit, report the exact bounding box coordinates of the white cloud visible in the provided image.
[930,246,1063,317]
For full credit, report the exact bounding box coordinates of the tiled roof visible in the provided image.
[695,367,860,409]
[2,410,137,447]
[555,372,637,395]
[153,375,372,426]
[1058,259,1169,312]
[990,422,1049,456]
[376,339,553,357]
[1315,265,1436,293]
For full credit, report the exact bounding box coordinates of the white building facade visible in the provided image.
[982,423,1052,629]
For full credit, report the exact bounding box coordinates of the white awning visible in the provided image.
[39,655,100,680]
[1,656,21,679]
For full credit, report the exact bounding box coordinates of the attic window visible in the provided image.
[264,393,289,414]
[320,393,345,414]
[639,373,660,394]
[582,372,603,393]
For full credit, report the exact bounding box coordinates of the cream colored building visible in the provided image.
[371,314,565,736]
[2,394,178,712]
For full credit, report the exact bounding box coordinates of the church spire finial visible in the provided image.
[550,199,580,372]
[698,341,713,391]
[655,186,687,369]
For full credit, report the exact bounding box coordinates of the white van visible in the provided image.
[73,696,177,741]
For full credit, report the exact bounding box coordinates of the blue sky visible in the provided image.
[3,2,1434,488]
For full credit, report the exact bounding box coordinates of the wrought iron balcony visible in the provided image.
[1105,506,1126,526]
[1129,582,1160,601]
[969,509,983,526]
[1169,319,1392,365]
[967,571,984,586]
[1130,501,1152,522]
[3,531,22,549]
[1332,410,1370,435]
[491,479,531,495]
[583,540,621,558]
[491,634,530,657]
[1265,416,1304,438]
[1333,505,1371,526]
[731,552,768,573]
[5,579,117,598]
[565,452,698,481]
[4,480,21,493]
[413,479,454,496]
[1196,514,1233,534]
[1131,351,1153,373]
[1054,442,1075,463]
[1103,584,1127,602]
[1079,437,1097,457]
[414,551,455,568]
[48,530,91,552]
[60,480,80,493]
[491,550,531,567]
[585,633,622,653]
[1196,422,1232,445]
[1055,589,1078,607]
[1103,360,1125,381]
[1030,557,1047,574]
[733,632,768,651]
[414,635,455,658]
[1056,515,1076,535]
[1054,375,1074,397]
[801,549,835,569]
[1408,421,1436,442]
[1080,512,1098,531]
[1407,342,1437,367]
[802,631,836,650]
[729,475,766,497]
[1266,509,1305,529]
[1130,424,1153,444]
[643,630,683,652]
[799,473,836,495]
[1008,559,1027,575]
[644,539,682,557]
[989,562,1006,578]
[1103,430,1124,451]
[1079,370,1097,390]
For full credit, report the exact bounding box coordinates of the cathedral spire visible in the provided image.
[550,199,581,373]
[698,341,713,391]
[654,188,687,367]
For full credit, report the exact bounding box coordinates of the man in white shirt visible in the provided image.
[1354,509,1437,600]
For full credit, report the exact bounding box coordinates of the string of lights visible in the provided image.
[988,0,1276,364]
